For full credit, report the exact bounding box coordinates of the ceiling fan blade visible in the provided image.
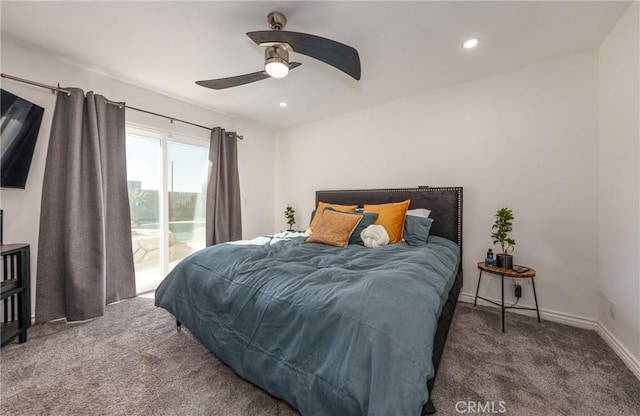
[247,31,361,80]
[196,62,302,90]
[196,71,268,90]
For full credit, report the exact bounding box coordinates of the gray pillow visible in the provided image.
[310,209,317,227]
[349,212,379,245]
[404,215,434,246]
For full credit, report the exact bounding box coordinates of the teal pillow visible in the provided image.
[310,209,316,227]
[349,212,379,245]
[404,215,434,246]
[324,208,378,245]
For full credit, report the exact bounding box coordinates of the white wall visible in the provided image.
[598,2,640,361]
[275,52,600,321]
[0,39,276,315]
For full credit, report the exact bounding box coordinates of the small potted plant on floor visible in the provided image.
[491,207,515,269]
[284,204,296,231]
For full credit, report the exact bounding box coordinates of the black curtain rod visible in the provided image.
[0,72,243,140]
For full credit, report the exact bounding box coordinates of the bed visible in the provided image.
[155,186,463,415]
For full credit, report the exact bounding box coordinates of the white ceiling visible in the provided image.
[0,1,630,130]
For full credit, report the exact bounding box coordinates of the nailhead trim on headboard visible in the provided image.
[315,186,463,250]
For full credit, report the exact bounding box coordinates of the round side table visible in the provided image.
[474,262,541,333]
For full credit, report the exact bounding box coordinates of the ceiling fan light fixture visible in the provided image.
[265,60,289,78]
[265,46,290,78]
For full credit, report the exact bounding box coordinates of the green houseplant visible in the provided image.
[284,204,296,231]
[491,207,516,269]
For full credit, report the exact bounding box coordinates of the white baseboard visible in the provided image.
[457,291,640,380]
[596,322,640,380]
[458,291,597,329]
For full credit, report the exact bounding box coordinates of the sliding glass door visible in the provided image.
[126,131,162,294]
[126,126,208,293]
[166,141,208,273]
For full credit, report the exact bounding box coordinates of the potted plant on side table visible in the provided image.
[284,204,296,231]
[491,207,516,269]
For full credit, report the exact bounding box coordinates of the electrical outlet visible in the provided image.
[609,300,616,320]
[514,284,522,298]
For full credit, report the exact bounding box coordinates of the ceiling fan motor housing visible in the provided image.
[265,46,289,64]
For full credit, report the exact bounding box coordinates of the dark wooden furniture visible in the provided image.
[1,244,31,347]
[474,261,540,333]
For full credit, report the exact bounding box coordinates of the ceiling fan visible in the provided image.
[195,11,361,90]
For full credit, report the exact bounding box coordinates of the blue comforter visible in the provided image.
[155,232,460,416]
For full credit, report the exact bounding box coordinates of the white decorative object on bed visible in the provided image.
[360,224,389,247]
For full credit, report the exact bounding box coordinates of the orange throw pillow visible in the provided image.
[306,209,363,248]
[364,200,411,244]
[306,202,358,234]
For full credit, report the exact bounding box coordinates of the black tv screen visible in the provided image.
[1,89,45,189]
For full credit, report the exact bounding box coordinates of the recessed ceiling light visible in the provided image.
[279,102,288,107]
[463,38,479,49]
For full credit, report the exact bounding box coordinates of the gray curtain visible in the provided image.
[206,127,242,245]
[36,88,136,323]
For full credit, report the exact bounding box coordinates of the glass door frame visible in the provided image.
[126,123,209,293]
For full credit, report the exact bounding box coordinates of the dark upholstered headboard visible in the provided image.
[315,186,463,251]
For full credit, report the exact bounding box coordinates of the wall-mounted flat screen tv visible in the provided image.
[1,89,45,189]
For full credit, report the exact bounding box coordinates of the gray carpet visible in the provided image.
[1,296,638,416]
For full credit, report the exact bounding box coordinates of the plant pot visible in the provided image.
[496,254,513,269]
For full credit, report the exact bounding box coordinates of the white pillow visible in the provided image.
[407,208,431,218]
